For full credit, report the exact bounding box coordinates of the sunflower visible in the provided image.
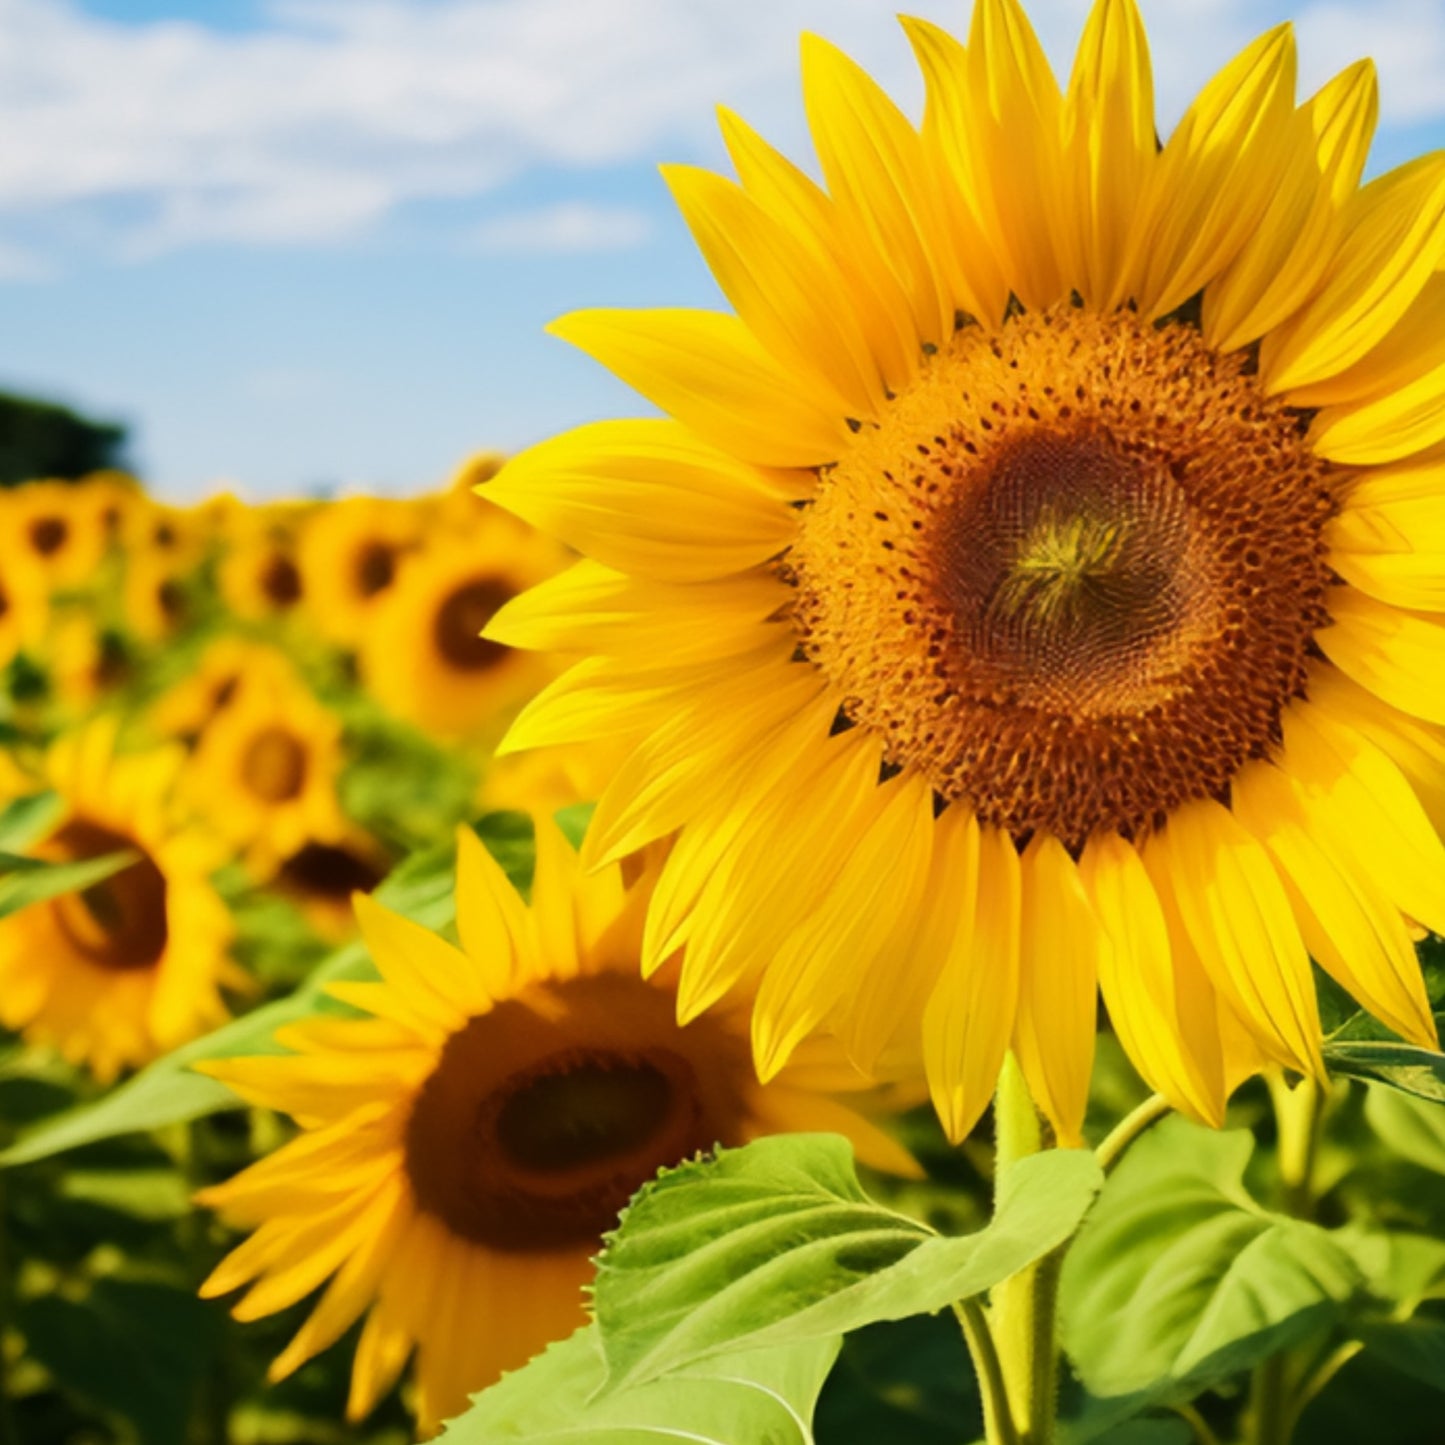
[45,615,134,716]
[122,547,196,644]
[359,518,563,740]
[0,723,236,1082]
[483,0,1445,1148]
[196,816,914,1430]
[269,828,391,942]
[217,504,315,622]
[183,667,347,874]
[0,549,49,670]
[297,496,423,646]
[148,637,302,746]
[1,480,111,594]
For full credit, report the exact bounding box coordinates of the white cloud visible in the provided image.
[0,0,1440,267]
[471,201,652,254]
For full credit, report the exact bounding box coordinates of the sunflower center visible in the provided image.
[276,842,383,900]
[240,727,308,803]
[433,578,511,672]
[404,979,732,1251]
[259,554,302,608]
[48,820,168,971]
[789,307,1336,849]
[30,516,68,556]
[353,542,398,598]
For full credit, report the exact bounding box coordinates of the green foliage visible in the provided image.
[439,1323,839,1444]
[1325,1031,1445,1104]
[1364,1085,1445,1174]
[592,1132,1102,1390]
[1060,1118,1363,1428]
[0,389,128,485]
[0,846,138,920]
[0,813,533,1166]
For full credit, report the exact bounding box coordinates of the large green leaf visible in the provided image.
[0,814,533,1167]
[1060,1118,1362,1426]
[1365,1082,1445,1171]
[0,847,138,920]
[593,1132,1103,1391]
[440,1323,838,1444]
[1326,1031,1445,1105]
[1357,1315,1445,1393]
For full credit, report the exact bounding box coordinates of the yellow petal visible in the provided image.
[1233,755,1436,1047]
[1145,799,1324,1081]
[1014,832,1100,1147]
[1262,152,1445,393]
[353,894,479,1025]
[485,419,805,582]
[801,32,956,347]
[1124,24,1298,318]
[752,773,935,1080]
[548,307,849,468]
[1061,0,1154,307]
[1081,832,1225,1127]
[663,162,887,420]
[1317,586,1445,724]
[923,816,1019,1144]
[346,1304,413,1422]
[1311,355,1445,465]
[717,105,918,392]
[454,824,533,994]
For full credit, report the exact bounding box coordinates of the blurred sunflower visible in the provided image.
[218,505,314,622]
[122,548,195,644]
[0,723,236,1081]
[148,637,300,745]
[297,496,423,646]
[0,551,49,670]
[197,817,914,1430]
[2,480,111,593]
[269,829,391,942]
[485,0,1445,1145]
[46,616,134,716]
[185,669,347,873]
[360,521,561,739]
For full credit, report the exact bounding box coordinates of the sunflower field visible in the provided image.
[5,1,1445,1443]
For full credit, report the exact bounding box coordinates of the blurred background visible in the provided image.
[3,0,1445,501]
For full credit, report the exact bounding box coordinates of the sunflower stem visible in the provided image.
[1247,1072,1329,1445]
[1094,1092,1171,1175]
[988,1054,1061,1445]
[953,1298,1021,1445]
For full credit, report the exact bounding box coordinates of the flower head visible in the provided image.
[484,0,1445,1144]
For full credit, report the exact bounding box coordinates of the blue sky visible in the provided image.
[3,0,1445,501]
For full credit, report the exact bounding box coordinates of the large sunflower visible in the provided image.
[359,520,562,740]
[485,0,1445,1147]
[0,723,237,1082]
[196,818,913,1431]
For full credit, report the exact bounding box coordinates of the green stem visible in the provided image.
[1095,1093,1171,1175]
[1248,1073,1329,1445]
[1172,1401,1225,1445]
[954,1298,1021,1445]
[989,1054,1060,1445]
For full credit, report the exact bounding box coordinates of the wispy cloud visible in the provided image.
[470,202,652,255]
[0,0,1440,269]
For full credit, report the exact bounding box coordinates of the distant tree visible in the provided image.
[0,391,130,486]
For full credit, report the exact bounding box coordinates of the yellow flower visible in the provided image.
[196,818,914,1431]
[269,830,391,942]
[359,517,563,740]
[297,496,424,646]
[122,548,194,644]
[1,480,111,593]
[183,667,347,874]
[45,615,133,715]
[0,549,49,669]
[217,504,316,622]
[484,0,1445,1146]
[147,637,301,745]
[0,723,236,1082]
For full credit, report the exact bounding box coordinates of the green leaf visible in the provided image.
[593,1132,1103,1391]
[17,1276,223,1445]
[440,1323,838,1444]
[0,819,518,1167]
[553,802,596,851]
[0,847,138,920]
[1060,1118,1362,1423]
[1365,1084,1445,1172]
[1326,1032,1445,1104]
[1357,1314,1445,1392]
[0,790,61,850]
